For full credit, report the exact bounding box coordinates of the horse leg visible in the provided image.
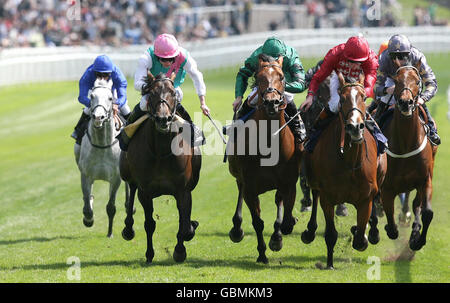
[139,190,156,263]
[301,189,319,244]
[321,197,338,269]
[335,203,348,217]
[173,191,198,263]
[368,199,380,245]
[229,181,244,243]
[81,174,94,227]
[410,180,433,251]
[269,190,283,252]
[351,200,370,251]
[398,191,411,224]
[106,177,120,238]
[299,162,312,212]
[382,190,399,240]
[122,182,137,241]
[245,193,268,264]
[124,181,136,215]
[280,186,298,235]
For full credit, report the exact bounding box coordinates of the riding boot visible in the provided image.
[71,111,90,145]
[422,103,441,145]
[367,99,379,117]
[373,102,388,126]
[176,103,206,146]
[117,103,146,151]
[285,101,306,143]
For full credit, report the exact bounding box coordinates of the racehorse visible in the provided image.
[120,72,201,263]
[227,54,302,264]
[74,78,125,237]
[301,72,386,269]
[380,61,438,251]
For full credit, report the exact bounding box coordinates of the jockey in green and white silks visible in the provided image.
[119,33,210,150]
[232,36,307,143]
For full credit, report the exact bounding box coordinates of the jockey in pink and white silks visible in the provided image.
[118,33,210,151]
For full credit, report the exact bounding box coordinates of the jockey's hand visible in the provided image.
[418,96,425,105]
[200,104,210,116]
[113,104,119,115]
[233,96,243,112]
[300,94,314,112]
[386,86,395,95]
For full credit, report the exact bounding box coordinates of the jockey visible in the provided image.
[373,34,440,145]
[300,36,378,124]
[232,36,307,144]
[120,33,210,150]
[71,54,130,145]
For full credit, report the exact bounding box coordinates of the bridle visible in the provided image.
[338,82,366,124]
[146,77,178,123]
[258,63,286,111]
[90,84,114,126]
[394,66,422,112]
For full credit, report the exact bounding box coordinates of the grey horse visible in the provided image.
[74,78,126,237]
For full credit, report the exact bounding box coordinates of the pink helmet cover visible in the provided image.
[154,34,180,58]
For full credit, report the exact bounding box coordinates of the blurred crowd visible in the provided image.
[0,0,447,48]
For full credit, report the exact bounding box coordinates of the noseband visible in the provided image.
[146,78,178,122]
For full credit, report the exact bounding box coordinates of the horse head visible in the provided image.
[256,54,285,117]
[338,72,366,143]
[392,60,422,116]
[90,78,114,128]
[142,71,177,133]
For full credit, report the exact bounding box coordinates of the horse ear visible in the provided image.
[147,69,154,82]
[170,72,176,82]
[276,56,284,66]
[358,72,365,85]
[338,72,345,87]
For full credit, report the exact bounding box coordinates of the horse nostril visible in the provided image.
[359,123,365,130]
[409,99,414,105]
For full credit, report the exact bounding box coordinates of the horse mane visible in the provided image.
[141,73,167,96]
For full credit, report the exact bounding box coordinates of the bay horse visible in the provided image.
[227,54,302,264]
[380,61,438,251]
[120,72,201,263]
[301,72,387,269]
[74,78,126,237]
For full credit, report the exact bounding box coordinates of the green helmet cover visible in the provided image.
[262,37,286,58]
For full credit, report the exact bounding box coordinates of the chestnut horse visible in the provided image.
[227,55,302,263]
[301,72,387,269]
[120,72,201,263]
[380,62,437,251]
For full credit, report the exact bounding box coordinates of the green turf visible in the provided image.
[0,55,449,283]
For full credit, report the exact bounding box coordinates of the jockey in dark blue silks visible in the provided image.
[373,34,440,145]
[71,54,130,145]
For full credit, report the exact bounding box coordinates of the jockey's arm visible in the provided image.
[285,59,306,94]
[417,55,438,102]
[78,69,92,107]
[374,68,389,98]
[134,52,151,92]
[235,58,255,99]
[184,55,209,115]
[112,68,128,108]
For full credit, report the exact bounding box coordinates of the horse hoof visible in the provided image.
[229,228,244,243]
[191,220,199,230]
[409,231,424,251]
[385,224,399,240]
[368,229,380,245]
[269,236,283,252]
[352,236,368,251]
[301,230,315,244]
[399,212,411,226]
[336,204,348,217]
[122,228,135,241]
[173,248,187,263]
[256,255,269,264]
[107,233,113,239]
[83,217,94,228]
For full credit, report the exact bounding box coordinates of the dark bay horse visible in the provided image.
[380,62,438,251]
[227,55,302,263]
[120,72,201,263]
[301,72,387,269]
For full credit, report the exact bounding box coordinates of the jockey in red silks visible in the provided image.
[299,36,378,122]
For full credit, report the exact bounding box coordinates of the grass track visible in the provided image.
[0,55,449,283]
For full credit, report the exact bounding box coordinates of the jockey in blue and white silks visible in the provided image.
[72,54,130,144]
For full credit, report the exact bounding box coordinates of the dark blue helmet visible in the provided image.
[387,34,411,54]
[92,55,113,73]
